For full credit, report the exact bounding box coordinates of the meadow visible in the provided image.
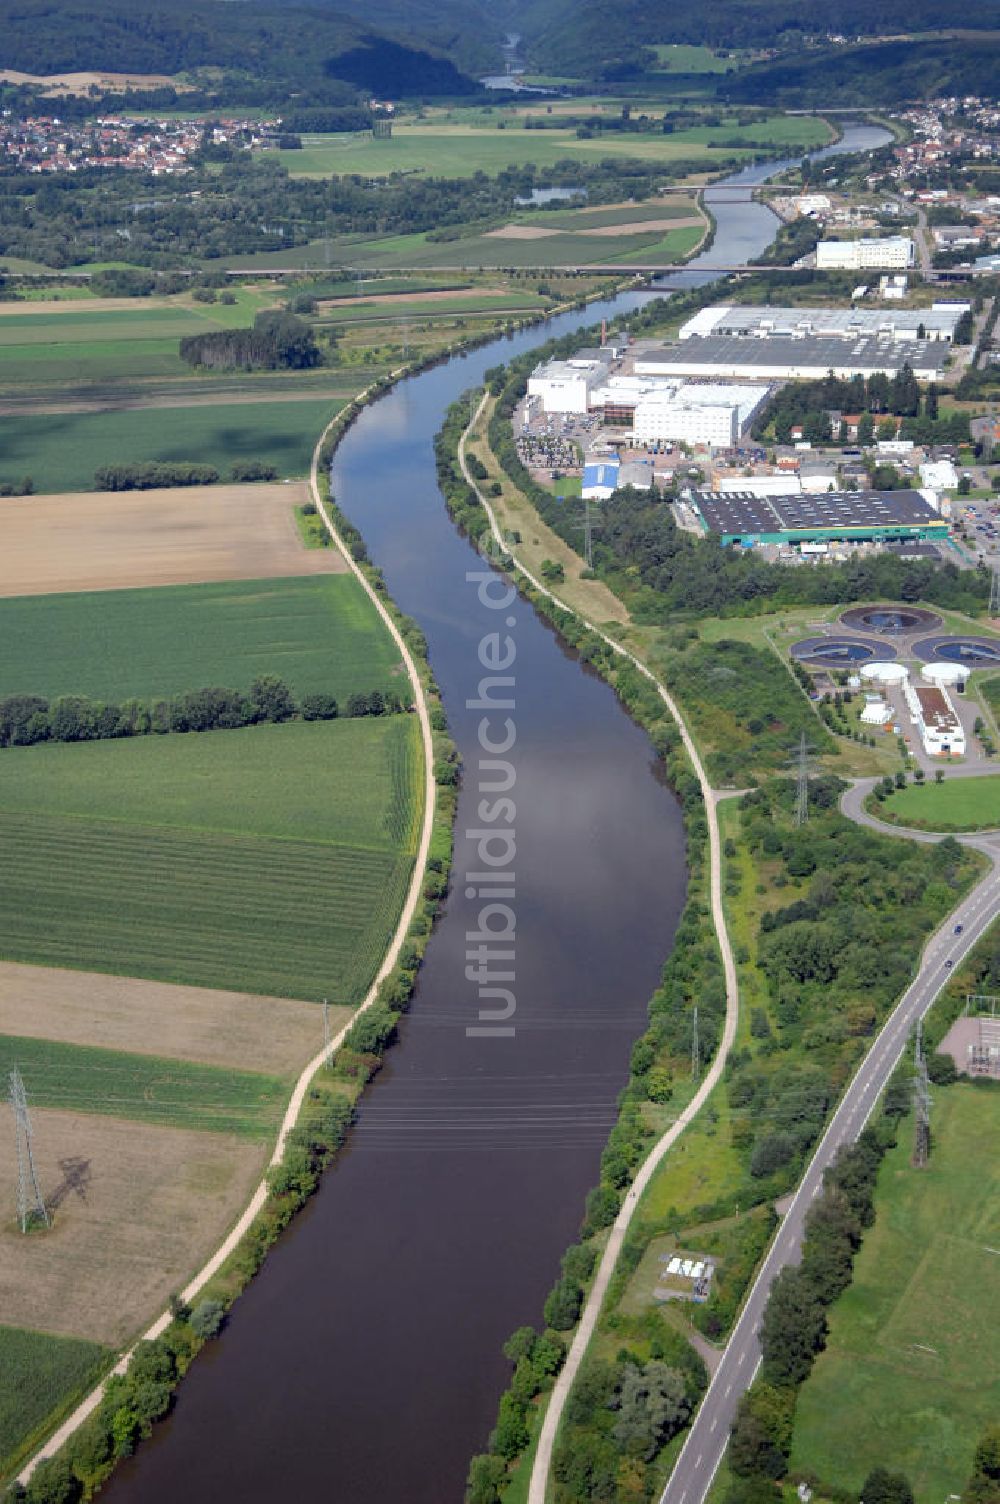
[0,1327,107,1478]
[881,774,1000,830]
[314,220,706,272]
[0,574,402,702]
[790,1085,1000,1503]
[0,717,420,1002]
[0,396,342,493]
[0,1035,286,1138]
[264,114,830,180]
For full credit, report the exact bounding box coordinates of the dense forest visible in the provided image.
[0,0,483,110]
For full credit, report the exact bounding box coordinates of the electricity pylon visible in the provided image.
[8,1068,49,1233]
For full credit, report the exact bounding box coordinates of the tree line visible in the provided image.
[93,459,278,489]
[754,367,972,447]
[0,678,409,749]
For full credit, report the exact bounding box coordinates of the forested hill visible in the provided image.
[0,0,483,102]
[508,0,1000,81]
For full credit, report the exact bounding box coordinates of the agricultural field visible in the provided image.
[0,1327,107,1479]
[0,396,342,493]
[0,483,348,596]
[0,290,275,390]
[0,716,421,1001]
[0,962,337,1075]
[880,774,1000,830]
[790,1085,1000,1503]
[0,574,402,701]
[0,1035,286,1138]
[262,113,831,180]
[0,1109,267,1346]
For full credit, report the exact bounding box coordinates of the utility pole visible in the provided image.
[8,1068,49,1234]
[323,999,332,1068]
[912,1021,932,1168]
[691,1005,700,1082]
[794,731,811,827]
[990,563,1000,619]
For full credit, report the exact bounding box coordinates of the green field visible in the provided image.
[649,44,734,72]
[0,1327,107,1477]
[790,1086,1000,1503]
[0,717,421,1001]
[0,292,272,388]
[0,397,342,493]
[881,775,1000,831]
[263,115,831,180]
[0,1035,286,1137]
[0,575,402,703]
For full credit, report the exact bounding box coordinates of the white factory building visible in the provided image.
[816,236,916,271]
[526,355,608,414]
[632,382,769,448]
[904,680,966,757]
[677,303,968,343]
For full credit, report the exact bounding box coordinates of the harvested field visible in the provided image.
[0,298,181,318]
[0,483,345,596]
[579,215,703,235]
[0,69,188,96]
[321,286,508,306]
[0,1109,265,1344]
[0,962,333,1074]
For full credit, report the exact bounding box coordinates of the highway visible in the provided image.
[659,798,1000,1504]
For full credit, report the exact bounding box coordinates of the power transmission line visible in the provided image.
[691,1005,700,1082]
[990,563,1000,619]
[8,1068,49,1234]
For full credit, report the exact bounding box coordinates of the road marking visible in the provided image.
[710,1417,718,1433]
[695,1454,703,1468]
[724,1383,732,1397]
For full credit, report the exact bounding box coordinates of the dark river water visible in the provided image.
[103,124,890,1504]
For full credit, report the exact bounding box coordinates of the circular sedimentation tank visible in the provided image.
[913,635,1000,666]
[791,636,894,668]
[840,605,942,635]
[921,661,971,686]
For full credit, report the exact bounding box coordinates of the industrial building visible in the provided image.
[631,382,770,448]
[635,334,948,383]
[526,350,613,413]
[904,680,966,756]
[687,487,949,548]
[678,302,968,344]
[816,236,916,270]
[581,458,654,500]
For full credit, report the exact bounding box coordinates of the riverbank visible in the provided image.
[453,364,989,1502]
[12,383,449,1496]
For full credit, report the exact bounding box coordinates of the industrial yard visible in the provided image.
[517,294,990,564]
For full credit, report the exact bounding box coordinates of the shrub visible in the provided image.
[190,1299,225,1339]
[543,1275,582,1331]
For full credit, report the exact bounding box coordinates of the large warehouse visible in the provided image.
[635,333,948,383]
[678,303,969,343]
[687,487,949,548]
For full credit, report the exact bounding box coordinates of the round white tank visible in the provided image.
[860,661,909,685]
[921,661,970,687]
[847,674,862,689]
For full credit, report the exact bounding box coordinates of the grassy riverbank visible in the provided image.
[434,386,988,1504]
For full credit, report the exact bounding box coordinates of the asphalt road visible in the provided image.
[659,798,1000,1504]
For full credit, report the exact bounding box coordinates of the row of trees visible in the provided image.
[93,459,278,490]
[0,679,408,748]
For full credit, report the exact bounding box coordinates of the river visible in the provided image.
[103,123,890,1504]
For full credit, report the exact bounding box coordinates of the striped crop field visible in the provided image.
[0,575,402,703]
[0,1327,108,1479]
[0,1035,286,1137]
[0,717,422,1003]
